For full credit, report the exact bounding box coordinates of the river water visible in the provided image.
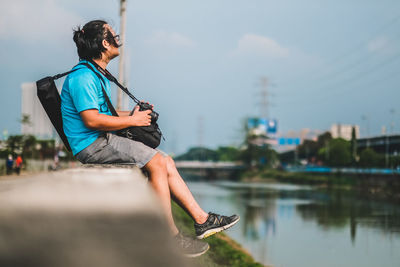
[186,180,400,267]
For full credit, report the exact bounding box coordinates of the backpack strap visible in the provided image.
[52,62,89,80]
[52,69,77,80]
[55,61,119,117]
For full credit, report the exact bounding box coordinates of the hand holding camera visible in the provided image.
[129,101,159,125]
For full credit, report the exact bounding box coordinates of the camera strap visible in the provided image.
[88,60,142,106]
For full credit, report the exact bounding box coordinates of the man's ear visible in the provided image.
[102,39,110,49]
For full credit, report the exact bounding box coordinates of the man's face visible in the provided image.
[103,24,120,60]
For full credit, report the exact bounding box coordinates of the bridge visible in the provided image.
[357,134,400,154]
[175,161,244,180]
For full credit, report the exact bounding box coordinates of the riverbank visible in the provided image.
[171,202,265,267]
[241,169,400,202]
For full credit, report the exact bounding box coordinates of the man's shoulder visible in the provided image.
[68,64,97,81]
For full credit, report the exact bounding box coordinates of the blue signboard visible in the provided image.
[247,118,278,135]
[278,138,300,146]
[267,119,277,134]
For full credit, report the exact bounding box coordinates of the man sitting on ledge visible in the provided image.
[60,20,239,257]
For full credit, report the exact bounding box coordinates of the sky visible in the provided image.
[0,0,399,154]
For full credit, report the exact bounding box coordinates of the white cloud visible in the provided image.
[367,36,398,55]
[0,0,82,43]
[368,36,389,52]
[144,30,195,48]
[231,33,289,58]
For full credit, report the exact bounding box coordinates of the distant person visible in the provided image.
[60,20,239,257]
[15,155,23,175]
[6,154,13,175]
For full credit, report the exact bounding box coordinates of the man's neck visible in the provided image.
[92,58,109,70]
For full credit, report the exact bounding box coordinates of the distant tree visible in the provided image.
[174,147,218,161]
[6,135,24,154]
[317,132,332,148]
[20,114,32,127]
[1,135,58,159]
[297,139,319,162]
[215,146,240,161]
[391,155,400,169]
[359,148,384,168]
[318,138,351,167]
[239,142,278,169]
[22,135,37,158]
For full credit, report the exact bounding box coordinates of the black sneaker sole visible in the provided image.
[184,243,210,258]
[196,216,240,239]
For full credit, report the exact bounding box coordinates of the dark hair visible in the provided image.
[73,20,119,60]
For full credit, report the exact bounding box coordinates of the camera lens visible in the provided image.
[151,111,159,122]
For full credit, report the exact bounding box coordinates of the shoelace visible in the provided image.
[209,213,227,225]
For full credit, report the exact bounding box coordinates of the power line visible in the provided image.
[281,13,400,89]
[278,48,400,106]
[279,63,400,109]
[315,52,400,96]
[316,31,400,84]
[324,13,400,66]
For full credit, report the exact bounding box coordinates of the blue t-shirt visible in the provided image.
[61,60,112,156]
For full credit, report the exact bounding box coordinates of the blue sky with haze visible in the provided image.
[0,0,399,154]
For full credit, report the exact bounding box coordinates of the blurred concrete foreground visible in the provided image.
[0,166,187,267]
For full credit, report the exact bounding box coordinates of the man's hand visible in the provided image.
[130,105,152,126]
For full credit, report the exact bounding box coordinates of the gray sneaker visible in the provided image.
[174,232,210,258]
[194,212,240,239]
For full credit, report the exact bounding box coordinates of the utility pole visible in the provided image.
[198,116,204,148]
[197,116,205,161]
[361,115,370,148]
[388,108,395,168]
[117,0,127,110]
[385,134,389,168]
[258,77,270,119]
[390,108,395,134]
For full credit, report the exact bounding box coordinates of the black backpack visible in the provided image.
[36,71,75,151]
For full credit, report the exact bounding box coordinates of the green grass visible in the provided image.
[171,202,265,267]
[241,169,400,202]
[243,169,358,188]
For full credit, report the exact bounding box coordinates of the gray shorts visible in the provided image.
[75,132,158,168]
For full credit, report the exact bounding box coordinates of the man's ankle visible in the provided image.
[194,212,209,225]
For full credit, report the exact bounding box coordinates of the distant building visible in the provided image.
[274,128,321,153]
[330,124,359,141]
[21,82,53,138]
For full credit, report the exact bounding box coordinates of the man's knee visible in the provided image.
[165,156,177,174]
[165,156,176,167]
[146,152,167,171]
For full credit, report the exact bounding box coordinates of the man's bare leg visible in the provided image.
[164,156,209,224]
[145,154,210,257]
[144,153,179,235]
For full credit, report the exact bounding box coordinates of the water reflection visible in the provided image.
[295,192,400,244]
[187,181,400,267]
[243,196,276,241]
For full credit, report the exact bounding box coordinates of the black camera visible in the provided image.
[129,102,159,123]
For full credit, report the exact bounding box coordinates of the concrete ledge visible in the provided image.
[0,167,188,267]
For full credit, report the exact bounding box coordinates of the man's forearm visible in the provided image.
[85,113,133,131]
[117,110,131,116]
[81,107,151,130]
